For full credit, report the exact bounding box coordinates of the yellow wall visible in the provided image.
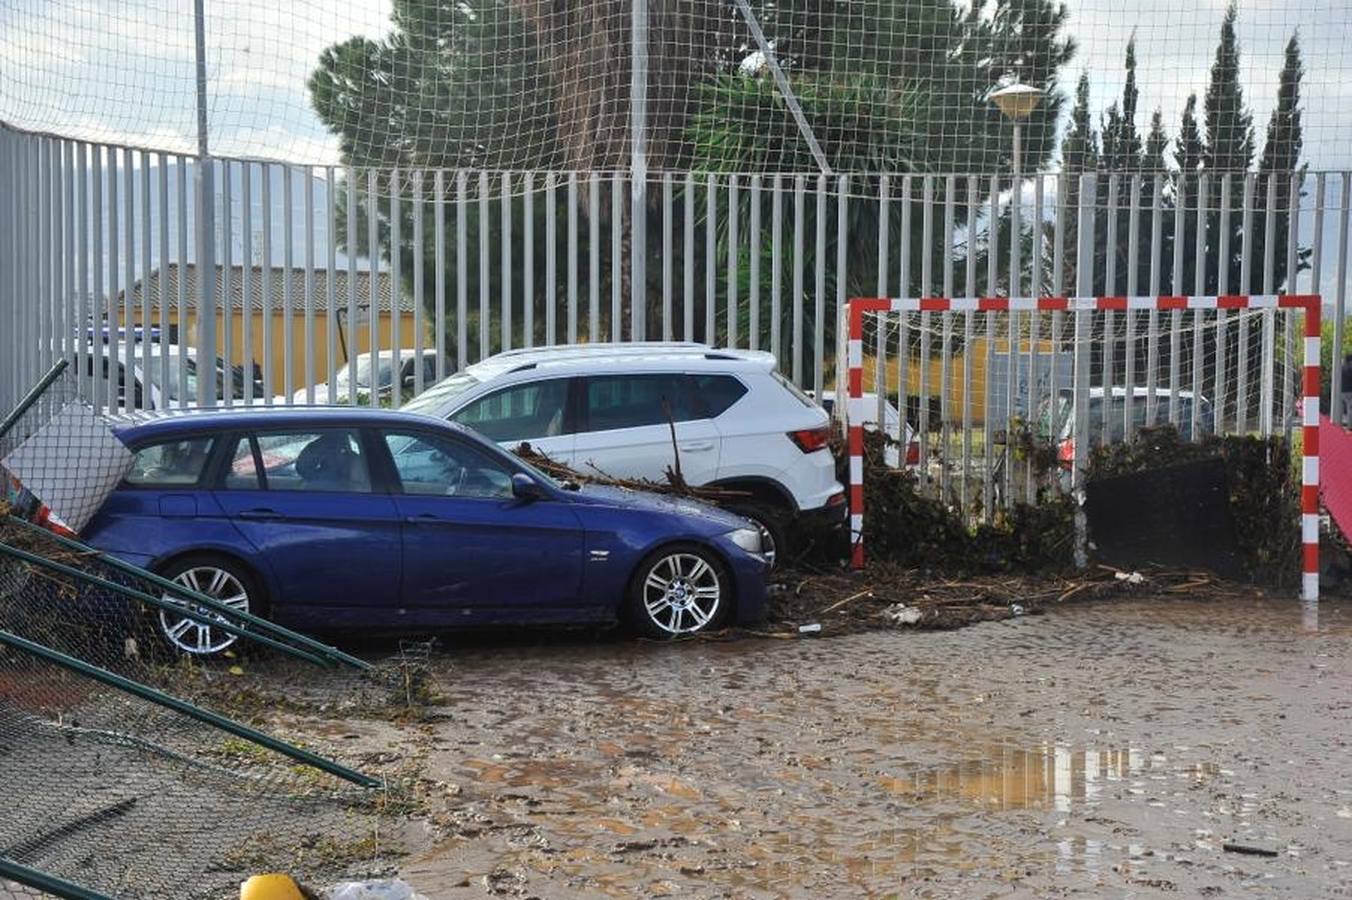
[854,337,1056,426]
[126,308,428,396]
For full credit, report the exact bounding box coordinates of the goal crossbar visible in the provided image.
[845,294,1322,602]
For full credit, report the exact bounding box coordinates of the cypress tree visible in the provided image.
[1202,1,1253,292]
[1255,32,1307,291]
[1101,35,1143,173]
[1174,95,1204,292]
[1203,2,1255,174]
[1061,73,1099,291]
[1176,95,1205,175]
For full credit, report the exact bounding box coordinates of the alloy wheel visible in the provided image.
[641,552,723,636]
[159,565,249,655]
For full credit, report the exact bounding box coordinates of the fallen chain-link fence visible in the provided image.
[0,364,434,899]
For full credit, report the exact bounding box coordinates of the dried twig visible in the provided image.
[820,590,872,615]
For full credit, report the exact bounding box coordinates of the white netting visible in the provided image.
[0,0,1345,175]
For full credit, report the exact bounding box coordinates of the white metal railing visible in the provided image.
[1,123,1348,436]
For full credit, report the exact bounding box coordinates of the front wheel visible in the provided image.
[627,544,731,639]
[155,555,260,656]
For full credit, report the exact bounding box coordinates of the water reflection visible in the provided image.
[881,743,1215,814]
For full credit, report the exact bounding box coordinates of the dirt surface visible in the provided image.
[247,590,1352,899]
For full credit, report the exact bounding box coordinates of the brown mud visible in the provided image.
[240,591,1351,898]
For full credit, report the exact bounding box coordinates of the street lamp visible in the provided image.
[989,81,1045,463]
[990,82,1046,178]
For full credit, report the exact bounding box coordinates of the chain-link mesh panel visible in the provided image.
[0,514,426,898]
[0,368,425,897]
[0,1,1344,174]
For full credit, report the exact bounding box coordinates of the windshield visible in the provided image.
[404,372,482,414]
[510,447,565,489]
[338,356,395,391]
[387,430,563,490]
[143,351,198,401]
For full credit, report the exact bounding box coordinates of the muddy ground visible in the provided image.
[237,589,1352,899]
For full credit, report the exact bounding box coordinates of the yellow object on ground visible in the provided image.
[240,873,305,900]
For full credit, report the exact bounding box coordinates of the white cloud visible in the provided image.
[0,0,391,162]
[1,0,1350,173]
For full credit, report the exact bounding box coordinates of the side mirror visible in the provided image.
[403,373,416,389]
[511,472,545,502]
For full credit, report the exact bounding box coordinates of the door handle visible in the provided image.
[404,514,443,525]
[679,441,715,452]
[238,508,284,521]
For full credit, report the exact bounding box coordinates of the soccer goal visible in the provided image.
[844,294,1322,601]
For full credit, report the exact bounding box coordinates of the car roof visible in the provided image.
[463,342,777,382]
[110,405,462,442]
[350,348,444,363]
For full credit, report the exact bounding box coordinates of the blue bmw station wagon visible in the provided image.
[83,408,770,654]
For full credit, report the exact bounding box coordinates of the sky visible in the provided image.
[1,0,1351,170]
[0,0,1349,301]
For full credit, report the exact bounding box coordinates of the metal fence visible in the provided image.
[2,122,1349,431]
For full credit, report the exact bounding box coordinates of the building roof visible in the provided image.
[119,263,414,315]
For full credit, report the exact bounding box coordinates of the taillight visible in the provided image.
[789,426,831,453]
[1058,439,1074,465]
[905,441,920,466]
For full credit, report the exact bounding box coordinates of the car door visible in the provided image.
[211,428,403,625]
[448,377,575,466]
[569,373,721,486]
[378,428,587,622]
[86,433,226,569]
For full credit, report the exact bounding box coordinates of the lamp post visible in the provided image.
[989,81,1044,504]
[990,82,1045,180]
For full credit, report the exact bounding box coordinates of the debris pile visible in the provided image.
[765,562,1255,636]
[512,442,746,503]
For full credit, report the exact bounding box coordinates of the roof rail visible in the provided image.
[488,341,709,360]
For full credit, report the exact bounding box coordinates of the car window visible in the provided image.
[224,436,263,490]
[773,371,816,408]
[384,431,515,499]
[692,374,748,417]
[583,374,697,432]
[451,378,570,443]
[422,355,439,384]
[252,430,372,493]
[126,437,214,487]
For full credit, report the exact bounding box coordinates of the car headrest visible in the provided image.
[294,433,354,482]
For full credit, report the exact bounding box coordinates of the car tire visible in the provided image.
[626,543,732,639]
[723,502,788,570]
[154,554,264,657]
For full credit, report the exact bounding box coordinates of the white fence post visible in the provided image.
[1072,173,1096,569]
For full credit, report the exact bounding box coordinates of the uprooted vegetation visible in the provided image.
[510,423,1309,633]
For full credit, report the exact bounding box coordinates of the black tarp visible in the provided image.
[1084,457,1243,578]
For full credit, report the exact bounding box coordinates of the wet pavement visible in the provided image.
[372,595,1352,897]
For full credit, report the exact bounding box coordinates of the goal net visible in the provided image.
[845,294,1321,598]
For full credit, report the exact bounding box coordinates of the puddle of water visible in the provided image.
[879,743,1218,814]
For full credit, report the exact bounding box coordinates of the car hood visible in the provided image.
[566,484,749,529]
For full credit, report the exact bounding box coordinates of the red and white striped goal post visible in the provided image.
[845,294,1323,602]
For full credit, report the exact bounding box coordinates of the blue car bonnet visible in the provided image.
[566,484,750,530]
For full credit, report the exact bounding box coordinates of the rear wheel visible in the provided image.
[155,555,261,656]
[627,543,731,639]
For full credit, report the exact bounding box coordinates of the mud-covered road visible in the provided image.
[291,595,1352,898]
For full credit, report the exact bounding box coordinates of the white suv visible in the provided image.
[403,342,846,557]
